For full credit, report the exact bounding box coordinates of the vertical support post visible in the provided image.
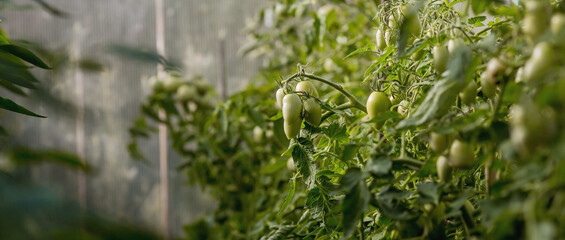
[217,39,227,100]
[72,22,87,211]
[154,0,170,239]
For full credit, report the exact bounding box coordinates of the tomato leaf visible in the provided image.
[340,168,369,238]
[292,138,316,188]
[344,44,376,59]
[0,44,50,69]
[278,175,296,215]
[471,0,491,14]
[0,96,45,117]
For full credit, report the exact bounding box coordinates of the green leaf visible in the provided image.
[366,154,392,176]
[292,138,316,188]
[265,225,296,240]
[306,187,326,219]
[396,43,471,129]
[471,0,491,14]
[376,187,416,220]
[0,96,45,118]
[0,78,27,96]
[341,143,359,162]
[340,168,369,238]
[344,44,376,59]
[278,176,296,215]
[0,44,50,69]
[8,148,90,171]
[366,111,403,124]
[417,182,439,205]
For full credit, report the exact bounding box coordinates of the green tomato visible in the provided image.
[385,30,396,46]
[509,101,544,155]
[430,132,449,153]
[282,93,302,122]
[367,91,391,128]
[367,91,391,117]
[194,79,208,95]
[436,155,452,182]
[515,67,525,83]
[295,81,319,98]
[485,58,506,84]
[164,75,184,92]
[287,158,296,172]
[253,126,264,143]
[551,13,565,38]
[480,72,496,99]
[397,100,409,115]
[433,46,448,73]
[523,42,554,83]
[448,140,474,168]
[523,1,550,44]
[376,29,386,50]
[389,15,398,29]
[149,75,165,92]
[176,85,197,102]
[276,88,285,109]
[459,80,477,106]
[303,98,321,127]
[447,38,464,53]
[284,117,302,140]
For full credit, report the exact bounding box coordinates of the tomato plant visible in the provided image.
[131,0,565,239]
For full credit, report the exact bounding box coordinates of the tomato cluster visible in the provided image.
[278,81,322,139]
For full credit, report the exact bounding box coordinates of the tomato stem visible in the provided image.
[283,72,368,113]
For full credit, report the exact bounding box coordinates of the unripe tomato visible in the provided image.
[515,67,525,83]
[194,79,208,95]
[276,88,285,109]
[523,42,554,83]
[287,158,296,172]
[164,75,184,92]
[385,30,396,46]
[480,72,496,99]
[436,155,452,182]
[367,91,391,129]
[323,58,335,72]
[176,85,197,102]
[430,132,449,153]
[509,101,544,154]
[253,126,264,143]
[303,98,321,126]
[433,46,448,73]
[389,15,398,29]
[448,140,474,168]
[522,1,550,44]
[282,93,302,122]
[399,4,411,16]
[397,100,408,115]
[447,38,464,53]
[486,58,506,84]
[376,29,386,50]
[149,75,165,92]
[295,81,319,98]
[459,80,477,106]
[551,13,565,37]
[284,118,302,139]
